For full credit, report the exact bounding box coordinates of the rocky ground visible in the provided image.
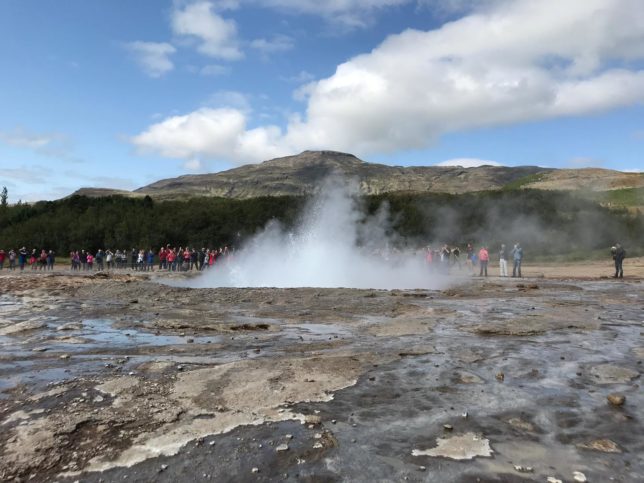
[0,263,642,482]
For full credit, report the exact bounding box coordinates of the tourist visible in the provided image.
[451,246,461,270]
[95,249,104,271]
[46,250,55,270]
[465,243,474,273]
[478,246,489,277]
[87,252,94,271]
[159,247,167,270]
[611,243,626,279]
[29,249,37,270]
[106,249,114,270]
[511,243,523,278]
[0,249,5,270]
[499,244,508,277]
[39,249,47,270]
[9,249,16,270]
[146,249,155,271]
[80,250,88,271]
[18,247,27,271]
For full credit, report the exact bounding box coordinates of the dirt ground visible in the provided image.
[0,260,642,482]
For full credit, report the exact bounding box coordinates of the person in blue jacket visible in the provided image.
[511,242,523,278]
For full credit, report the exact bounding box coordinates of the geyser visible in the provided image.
[183,177,448,290]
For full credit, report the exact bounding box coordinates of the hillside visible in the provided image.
[71,150,644,200]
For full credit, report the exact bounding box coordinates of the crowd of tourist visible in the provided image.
[0,241,627,278]
[424,242,525,277]
[0,246,233,272]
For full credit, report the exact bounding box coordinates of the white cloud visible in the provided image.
[132,108,287,161]
[436,158,501,168]
[133,0,644,165]
[172,1,243,60]
[0,128,83,163]
[125,41,176,77]
[250,34,295,57]
[183,158,204,171]
[258,0,410,27]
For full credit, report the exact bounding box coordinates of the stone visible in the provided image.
[577,438,621,453]
[60,354,71,360]
[313,442,323,449]
[251,467,259,474]
[607,393,626,406]
[496,372,505,382]
[514,465,533,473]
[304,414,321,425]
[547,478,563,483]
[275,444,289,452]
[443,424,453,431]
[573,471,587,482]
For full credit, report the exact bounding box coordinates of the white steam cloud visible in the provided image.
[183,177,448,289]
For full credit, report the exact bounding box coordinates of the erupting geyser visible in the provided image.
[182,177,449,290]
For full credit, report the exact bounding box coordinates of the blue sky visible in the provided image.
[1,0,643,201]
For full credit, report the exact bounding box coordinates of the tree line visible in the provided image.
[0,189,641,257]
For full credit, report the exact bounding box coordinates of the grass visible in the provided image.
[502,173,549,191]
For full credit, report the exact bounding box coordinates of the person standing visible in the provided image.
[8,249,16,270]
[95,249,104,271]
[47,250,55,270]
[612,243,626,279]
[18,247,27,270]
[499,244,508,277]
[511,243,523,278]
[478,246,489,277]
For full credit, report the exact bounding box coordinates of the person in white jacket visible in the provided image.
[499,244,508,277]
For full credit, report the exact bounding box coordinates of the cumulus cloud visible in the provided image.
[125,41,176,77]
[436,158,502,168]
[133,0,644,165]
[172,1,243,60]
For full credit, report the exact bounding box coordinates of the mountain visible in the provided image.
[72,150,644,200]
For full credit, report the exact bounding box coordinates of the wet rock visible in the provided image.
[607,393,626,406]
[547,477,563,483]
[0,320,47,335]
[590,364,639,384]
[457,372,483,384]
[577,438,621,453]
[251,467,259,473]
[496,372,505,382]
[275,443,289,452]
[506,417,535,432]
[443,424,453,431]
[186,338,194,343]
[313,442,323,449]
[32,347,48,352]
[412,433,493,460]
[57,323,82,331]
[59,354,71,360]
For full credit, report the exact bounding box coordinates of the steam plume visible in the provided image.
[184,177,448,290]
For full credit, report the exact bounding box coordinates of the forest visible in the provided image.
[0,189,641,257]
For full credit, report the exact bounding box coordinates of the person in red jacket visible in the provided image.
[478,246,489,277]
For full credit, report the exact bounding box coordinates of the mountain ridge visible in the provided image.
[71,150,644,200]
